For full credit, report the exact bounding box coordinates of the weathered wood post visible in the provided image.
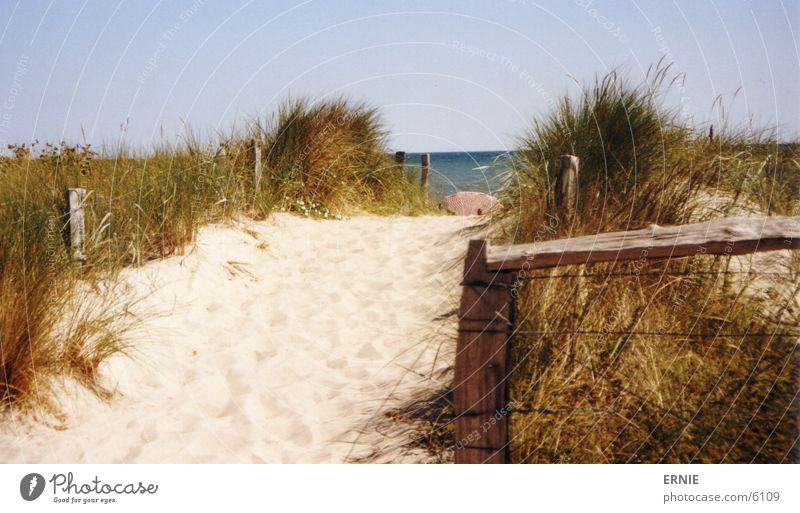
[394,151,406,168]
[555,154,579,219]
[709,124,714,144]
[453,240,516,463]
[420,153,430,189]
[65,188,87,262]
[248,138,263,192]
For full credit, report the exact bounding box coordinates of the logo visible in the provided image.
[20,473,45,501]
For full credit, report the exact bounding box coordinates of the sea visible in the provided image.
[402,151,516,197]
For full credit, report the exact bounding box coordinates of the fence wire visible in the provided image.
[503,261,799,464]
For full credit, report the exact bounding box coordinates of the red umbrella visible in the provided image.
[443,192,501,216]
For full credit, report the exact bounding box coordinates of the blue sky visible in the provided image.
[0,0,798,152]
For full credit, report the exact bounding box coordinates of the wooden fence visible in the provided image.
[453,162,800,462]
[394,151,430,189]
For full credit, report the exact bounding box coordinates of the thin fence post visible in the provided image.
[249,138,262,192]
[453,240,516,463]
[394,151,405,172]
[65,188,87,263]
[420,153,430,189]
[555,154,579,219]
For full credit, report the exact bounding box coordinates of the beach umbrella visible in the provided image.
[443,192,501,216]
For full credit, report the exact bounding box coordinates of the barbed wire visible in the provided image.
[518,270,796,280]
[515,330,799,338]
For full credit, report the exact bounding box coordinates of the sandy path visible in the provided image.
[1,214,477,463]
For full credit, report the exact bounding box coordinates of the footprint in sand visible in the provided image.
[206,301,224,313]
[224,367,254,390]
[326,357,346,370]
[269,312,289,326]
[255,349,277,362]
[123,445,143,462]
[218,399,241,418]
[141,423,159,443]
[289,421,313,446]
[362,310,381,323]
[345,367,370,380]
[356,343,381,360]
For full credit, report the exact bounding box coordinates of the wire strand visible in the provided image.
[516,330,798,338]
[517,270,794,280]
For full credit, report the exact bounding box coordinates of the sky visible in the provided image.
[0,0,798,153]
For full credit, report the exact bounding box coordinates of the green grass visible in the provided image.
[0,96,437,418]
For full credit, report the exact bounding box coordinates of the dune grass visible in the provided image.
[501,67,799,463]
[255,97,432,215]
[0,96,437,418]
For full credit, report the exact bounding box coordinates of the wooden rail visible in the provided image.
[487,216,800,272]
[453,215,800,464]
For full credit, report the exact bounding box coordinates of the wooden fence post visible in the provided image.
[453,240,516,463]
[555,154,579,219]
[249,139,263,192]
[420,153,430,189]
[394,151,406,168]
[65,188,87,262]
[461,215,800,464]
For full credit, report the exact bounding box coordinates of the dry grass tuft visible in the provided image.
[255,97,435,216]
[500,66,800,463]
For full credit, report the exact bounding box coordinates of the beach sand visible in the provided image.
[0,213,479,463]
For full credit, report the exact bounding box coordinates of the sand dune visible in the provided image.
[0,214,478,463]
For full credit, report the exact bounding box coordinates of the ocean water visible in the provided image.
[403,151,515,196]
